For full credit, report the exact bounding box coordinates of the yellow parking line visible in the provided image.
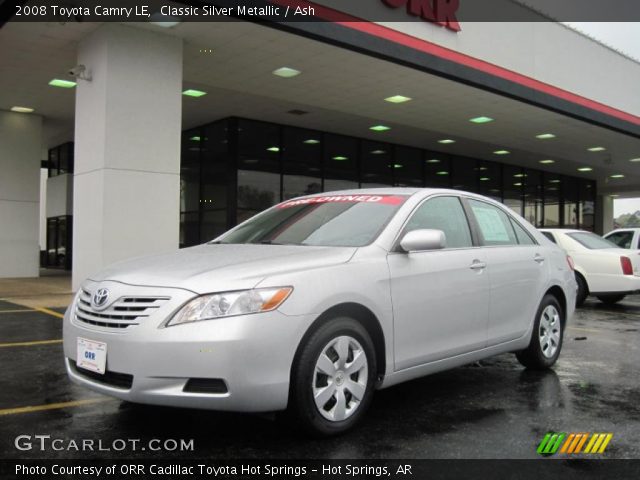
[0,339,62,348]
[0,309,36,314]
[0,398,110,416]
[34,307,65,319]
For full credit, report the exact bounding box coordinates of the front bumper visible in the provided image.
[63,281,315,412]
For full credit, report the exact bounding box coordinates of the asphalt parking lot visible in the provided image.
[1,294,639,460]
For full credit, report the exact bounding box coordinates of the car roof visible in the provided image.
[298,187,488,199]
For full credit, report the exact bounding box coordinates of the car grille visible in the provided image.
[75,289,170,329]
[69,360,133,389]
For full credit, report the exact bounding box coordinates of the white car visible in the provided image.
[604,228,640,250]
[540,229,640,306]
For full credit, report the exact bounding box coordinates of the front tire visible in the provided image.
[288,317,377,436]
[516,294,564,370]
[597,294,626,305]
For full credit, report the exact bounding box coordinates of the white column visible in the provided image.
[595,195,614,235]
[0,111,42,278]
[72,24,183,291]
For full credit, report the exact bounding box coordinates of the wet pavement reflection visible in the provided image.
[1,296,638,459]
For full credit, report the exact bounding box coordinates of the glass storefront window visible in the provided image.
[579,180,596,232]
[180,129,201,213]
[543,173,561,227]
[283,127,322,199]
[180,117,600,247]
[393,146,423,187]
[503,165,523,216]
[237,170,280,224]
[476,160,501,201]
[324,133,358,190]
[361,140,393,188]
[424,153,451,188]
[48,142,74,177]
[563,177,579,228]
[524,169,543,227]
[451,156,477,192]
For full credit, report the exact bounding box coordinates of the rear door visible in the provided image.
[465,199,548,345]
[387,195,490,370]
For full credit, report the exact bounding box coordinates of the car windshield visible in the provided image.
[567,232,618,250]
[216,194,408,247]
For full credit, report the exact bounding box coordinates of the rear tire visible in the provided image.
[597,294,626,305]
[287,317,377,437]
[516,294,564,370]
[575,273,588,307]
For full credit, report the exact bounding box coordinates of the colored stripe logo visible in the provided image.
[537,432,613,455]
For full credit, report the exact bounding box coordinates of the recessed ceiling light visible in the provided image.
[272,67,301,78]
[303,139,320,144]
[182,89,207,97]
[371,150,386,155]
[493,150,510,155]
[469,116,494,124]
[539,159,555,164]
[479,177,491,181]
[392,164,403,169]
[436,171,449,176]
[610,194,620,198]
[370,125,391,132]
[10,106,34,113]
[577,167,593,172]
[513,182,523,187]
[49,79,76,88]
[548,179,561,184]
[266,146,280,152]
[332,156,348,161]
[385,95,412,104]
[426,159,441,164]
[477,167,488,171]
[438,139,455,144]
[610,174,625,179]
[587,146,606,152]
[630,158,640,163]
[514,173,528,178]
[189,136,201,141]
[536,133,556,139]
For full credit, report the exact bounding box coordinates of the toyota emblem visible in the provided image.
[92,288,109,308]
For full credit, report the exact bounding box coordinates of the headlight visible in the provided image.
[166,287,293,326]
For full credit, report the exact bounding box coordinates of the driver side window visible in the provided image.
[404,196,473,249]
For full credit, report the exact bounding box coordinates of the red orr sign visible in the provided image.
[381,0,461,32]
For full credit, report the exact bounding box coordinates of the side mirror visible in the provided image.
[399,229,446,252]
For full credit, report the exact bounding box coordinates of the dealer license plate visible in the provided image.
[76,337,107,375]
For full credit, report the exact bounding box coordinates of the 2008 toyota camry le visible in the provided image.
[64,188,577,435]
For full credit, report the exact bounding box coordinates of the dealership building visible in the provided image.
[1,1,640,290]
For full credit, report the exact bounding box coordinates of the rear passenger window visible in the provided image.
[468,200,517,246]
[606,232,634,249]
[404,196,473,248]
[541,231,557,244]
[510,219,536,245]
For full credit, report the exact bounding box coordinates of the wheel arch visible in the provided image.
[544,285,567,326]
[290,302,387,382]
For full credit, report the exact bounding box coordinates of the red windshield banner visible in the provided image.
[278,195,407,208]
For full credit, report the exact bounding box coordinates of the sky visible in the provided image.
[563,23,640,218]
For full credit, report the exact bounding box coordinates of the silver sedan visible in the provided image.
[63,189,576,435]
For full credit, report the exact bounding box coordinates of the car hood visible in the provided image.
[89,244,358,293]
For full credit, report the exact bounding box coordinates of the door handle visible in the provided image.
[469,260,487,271]
[534,254,545,264]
